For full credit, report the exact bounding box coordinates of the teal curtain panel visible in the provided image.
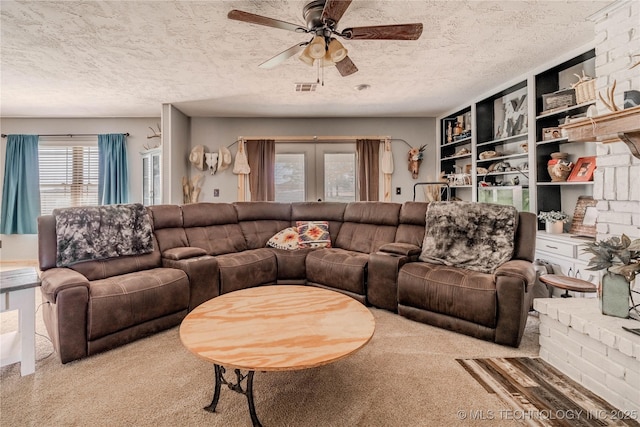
[98,133,129,205]
[1,134,41,234]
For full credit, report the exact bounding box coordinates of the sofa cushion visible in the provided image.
[272,247,315,281]
[297,221,331,248]
[395,202,429,247]
[267,227,299,250]
[87,268,189,340]
[216,248,277,294]
[334,202,401,253]
[306,248,369,295]
[335,223,398,253]
[398,262,497,329]
[185,224,247,255]
[419,201,518,274]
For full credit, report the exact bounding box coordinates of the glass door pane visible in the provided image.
[275,153,306,202]
[323,152,356,202]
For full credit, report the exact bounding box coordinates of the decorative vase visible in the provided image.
[547,152,572,182]
[545,220,563,234]
[600,272,630,318]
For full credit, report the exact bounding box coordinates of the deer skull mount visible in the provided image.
[408,145,427,179]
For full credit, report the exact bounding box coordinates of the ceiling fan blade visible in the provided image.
[321,0,352,26]
[341,23,423,40]
[259,44,306,69]
[228,10,306,33]
[335,56,358,77]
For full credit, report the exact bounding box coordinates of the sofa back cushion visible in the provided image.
[182,203,247,255]
[147,205,188,254]
[335,202,401,253]
[69,236,162,281]
[395,202,429,247]
[291,202,346,243]
[235,202,292,249]
[37,215,58,271]
[514,211,536,262]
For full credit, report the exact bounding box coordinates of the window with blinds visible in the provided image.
[39,141,99,215]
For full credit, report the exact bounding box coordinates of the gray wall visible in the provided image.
[188,117,436,203]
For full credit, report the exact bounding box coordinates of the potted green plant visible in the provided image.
[537,210,568,234]
[582,234,640,318]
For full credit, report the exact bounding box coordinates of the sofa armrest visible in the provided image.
[39,268,90,363]
[162,255,219,310]
[494,260,536,291]
[162,247,208,261]
[494,260,536,347]
[367,251,412,312]
[378,243,421,258]
[40,268,90,304]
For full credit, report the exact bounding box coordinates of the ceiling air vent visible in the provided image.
[295,82,318,92]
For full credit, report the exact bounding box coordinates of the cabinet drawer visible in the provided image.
[536,237,575,258]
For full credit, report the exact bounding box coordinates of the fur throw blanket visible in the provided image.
[54,203,154,267]
[419,201,518,274]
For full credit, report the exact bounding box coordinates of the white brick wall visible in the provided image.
[534,298,640,413]
[591,0,640,241]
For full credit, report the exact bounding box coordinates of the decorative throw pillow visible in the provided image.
[419,201,518,274]
[266,227,300,250]
[296,221,331,249]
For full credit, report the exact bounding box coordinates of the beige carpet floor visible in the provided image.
[1,291,540,427]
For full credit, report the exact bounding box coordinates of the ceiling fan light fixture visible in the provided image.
[308,35,326,59]
[328,38,348,62]
[320,51,335,67]
[299,46,315,66]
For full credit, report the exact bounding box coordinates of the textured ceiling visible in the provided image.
[0,0,612,118]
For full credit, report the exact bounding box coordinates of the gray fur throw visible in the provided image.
[419,201,518,274]
[54,203,154,267]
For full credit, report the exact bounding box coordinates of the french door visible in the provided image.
[274,143,356,202]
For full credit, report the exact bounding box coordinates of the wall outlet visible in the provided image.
[213,189,219,197]
[396,187,401,195]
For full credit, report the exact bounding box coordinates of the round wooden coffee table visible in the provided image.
[539,274,598,298]
[179,285,375,427]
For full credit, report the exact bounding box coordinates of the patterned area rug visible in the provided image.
[457,357,639,427]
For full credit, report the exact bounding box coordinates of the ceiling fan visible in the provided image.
[227,0,423,77]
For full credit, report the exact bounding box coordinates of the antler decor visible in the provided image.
[407,144,426,179]
[147,124,161,139]
[598,79,622,112]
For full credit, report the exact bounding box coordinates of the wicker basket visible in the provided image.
[574,78,596,104]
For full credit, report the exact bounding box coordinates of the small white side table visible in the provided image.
[1,268,41,376]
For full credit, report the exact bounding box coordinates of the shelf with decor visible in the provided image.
[534,49,597,226]
[439,106,473,200]
[477,133,528,148]
[478,170,530,178]
[474,80,530,196]
[477,152,528,164]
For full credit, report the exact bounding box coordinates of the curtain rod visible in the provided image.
[1,133,129,138]
[228,136,413,149]
[238,135,390,142]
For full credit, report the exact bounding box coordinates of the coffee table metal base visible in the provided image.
[206,364,261,427]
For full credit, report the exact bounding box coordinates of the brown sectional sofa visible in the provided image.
[37,201,536,363]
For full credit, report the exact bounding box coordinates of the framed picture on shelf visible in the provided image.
[569,195,597,238]
[567,156,596,182]
[542,127,562,141]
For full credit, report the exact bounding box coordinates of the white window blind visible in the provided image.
[39,140,99,215]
